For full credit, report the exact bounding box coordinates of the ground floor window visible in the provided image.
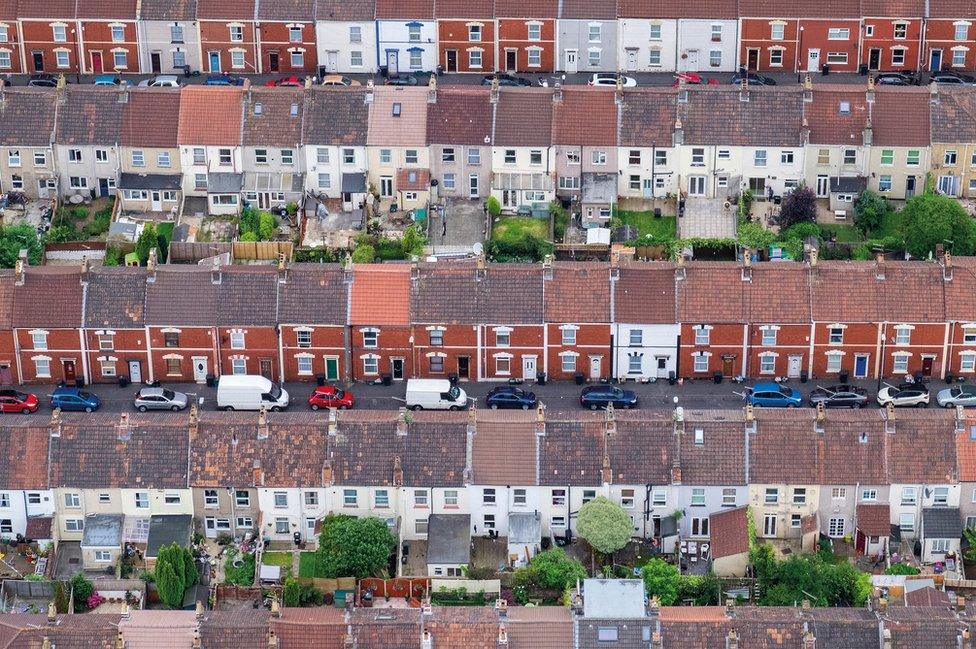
[297,356,313,375]
[693,353,709,373]
[165,358,181,375]
[828,517,845,537]
[232,358,246,374]
[560,354,576,373]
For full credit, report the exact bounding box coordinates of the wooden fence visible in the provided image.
[233,241,293,261]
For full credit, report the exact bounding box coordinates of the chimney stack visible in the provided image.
[277,252,288,283]
[959,628,972,649]
[47,601,56,624]
[365,79,374,104]
[328,407,339,436]
[874,252,885,280]
[495,598,508,619]
[257,404,269,440]
[49,408,62,438]
[392,455,403,487]
[944,251,954,282]
[930,80,940,105]
[117,413,132,442]
[809,247,819,267]
[802,631,816,649]
[211,256,222,284]
[396,407,408,436]
[427,73,437,103]
[726,630,739,649]
[14,256,24,286]
[343,252,353,283]
[542,254,553,281]
[862,117,873,146]
[270,596,281,618]
[490,76,500,103]
[648,596,661,618]
[601,451,612,485]
[673,117,684,147]
[725,599,735,618]
[867,75,876,103]
[421,629,433,649]
[883,629,892,649]
[803,74,813,102]
[877,597,888,614]
[322,458,334,486]
[535,402,546,436]
[957,596,967,613]
[476,253,486,281]
[885,402,895,433]
[815,402,825,432]
[741,252,752,281]
[498,623,508,646]
[252,459,264,487]
[605,402,616,437]
[147,248,157,282]
[268,631,280,649]
[553,81,562,104]
[192,629,202,649]
[739,76,749,102]
[651,630,663,649]
[195,599,204,619]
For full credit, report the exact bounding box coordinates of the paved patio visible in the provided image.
[427,198,486,255]
[678,198,737,239]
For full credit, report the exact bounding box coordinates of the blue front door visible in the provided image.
[930,49,942,72]
[854,355,868,378]
[208,51,221,72]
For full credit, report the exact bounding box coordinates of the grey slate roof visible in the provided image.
[582,580,646,619]
[217,267,279,326]
[276,263,347,325]
[315,0,375,20]
[119,173,182,190]
[208,173,244,193]
[139,0,196,20]
[55,87,125,146]
[303,88,370,146]
[830,176,868,193]
[145,266,219,326]
[0,89,57,147]
[84,266,148,328]
[923,507,962,539]
[426,514,471,565]
[341,172,366,193]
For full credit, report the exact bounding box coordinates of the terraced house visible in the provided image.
[0,87,57,199]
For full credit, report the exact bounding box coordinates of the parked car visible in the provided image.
[217,375,289,411]
[51,387,101,412]
[321,75,361,86]
[205,74,245,86]
[873,72,917,86]
[133,387,189,412]
[308,385,354,410]
[930,71,976,85]
[877,382,929,407]
[745,382,802,408]
[405,379,468,411]
[588,73,638,88]
[729,72,776,86]
[482,74,532,87]
[808,385,869,409]
[672,72,717,87]
[485,386,537,410]
[27,73,58,88]
[937,385,976,408]
[137,75,182,88]
[580,386,638,410]
[0,389,38,414]
[264,75,304,88]
[385,74,420,86]
[93,75,130,87]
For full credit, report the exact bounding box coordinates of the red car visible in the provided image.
[0,389,38,414]
[308,386,354,410]
[264,75,304,88]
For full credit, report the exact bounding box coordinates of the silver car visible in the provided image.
[937,385,976,408]
[133,387,189,412]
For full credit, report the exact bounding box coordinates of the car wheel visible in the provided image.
[84,407,93,413]
[223,406,234,411]
[138,405,148,413]
[915,402,926,408]
[412,405,423,411]
[854,403,862,409]
[449,405,459,411]
[310,404,319,411]
[339,405,348,410]
[522,404,529,410]
[490,404,498,410]
[171,405,181,412]
[627,403,635,409]
[589,404,598,411]
[270,406,282,412]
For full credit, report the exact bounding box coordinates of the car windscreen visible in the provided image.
[448,386,461,400]
[267,383,282,400]
[162,389,176,400]
[78,391,92,400]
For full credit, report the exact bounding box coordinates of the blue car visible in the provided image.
[205,74,244,86]
[746,382,802,408]
[485,386,537,410]
[93,74,128,87]
[51,387,101,412]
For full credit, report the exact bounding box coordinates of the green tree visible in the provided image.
[901,193,976,258]
[43,225,78,244]
[577,497,632,555]
[316,514,396,579]
[283,576,301,607]
[69,572,94,611]
[775,186,818,230]
[183,547,198,587]
[486,196,501,218]
[239,230,259,242]
[0,223,42,267]
[513,548,586,591]
[853,190,888,235]
[351,244,375,264]
[641,559,681,606]
[134,223,158,265]
[258,212,277,240]
[399,225,426,258]
[239,207,259,237]
[155,560,183,608]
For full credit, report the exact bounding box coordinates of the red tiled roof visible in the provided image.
[879,262,945,322]
[928,0,976,18]
[435,0,494,18]
[710,507,750,559]
[749,411,821,483]
[619,89,676,147]
[619,0,737,18]
[861,0,925,16]
[177,87,243,146]
[427,88,493,145]
[349,264,411,325]
[872,88,931,147]
[493,89,554,147]
[375,0,433,19]
[747,263,810,324]
[681,411,747,485]
[16,0,75,18]
[805,87,870,145]
[677,262,747,323]
[506,607,573,649]
[820,411,888,484]
[551,88,617,146]
[739,0,860,18]
[886,410,957,484]
[494,0,557,18]
[611,412,676,484]
[945,257,976,321]
[12,267,84,328]
[196,0,255,20]
[0,423,49,490]
[931,87,976,143]
[315,0,375,20]
[425,607,500,649]
[122,89,181,148]
[905,586,951,608]
[367,86,428,147]
[810,261,882,323]
[471,414,538,485]
[77,0,137,19]
[956,416,976,482]
[25,516,52,539]
[679,86,805,147]
[614,262,676,324]
[544,261,609,323]
[856,503,891,536]
[396,168,431,190]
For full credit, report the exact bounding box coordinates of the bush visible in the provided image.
[901,193,976,258]
[134,223,157,265]
[577,497,632,556]
[641,559,680,606]
[71,206,90,220]
[70,573,94,611]
[486,234,553,263]
[513,549,586,592]
[884,563,920,576]
[103,247,122,266]
[316,514,396,579]
[853,190,888,235]
[486,196,501,218]
[44,225,78,244]
[223,551,256,586]
[775,186,817,230]
[351,244,375,263]
[258,212,277,240]
[283,576,301,607]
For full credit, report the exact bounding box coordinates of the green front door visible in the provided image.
[325,357,339,381]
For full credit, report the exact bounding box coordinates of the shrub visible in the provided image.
[775,186,817,230]
[486,196,501,218]
[351,244,375,264]
[70,573,94,611]
[884,563,920,576]
[513,549,586,592]
[283,576,301,607]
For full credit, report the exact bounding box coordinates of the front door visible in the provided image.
[38,179,55,198]
[0,364,11,386]
[469,174,479,198]
[457,356,470,379]
[380,176,393,197]
[521,355,536,381]
[259,358,273,379]
[386,50,399,76]
[325,357,339,381]
[192,356,208,383]
[938,175,957,196]
[747,49,759,70]
[656,357,669,378]
[922,356,934,377]
[32,51,43,72]
[98,178,110,198]
[150,52,161,74]
[763,514,777,537]
[688,176,707,196]
[128,360,142,384]
[686,50,699,70]
[868,48,881,71]
[787,355,802,378]
[807,48,820,72]
[269,51,279,72]
[816,175,829,198]
[905,175,917,198]
[327,51,338,72]
[722,356,735,377]
[589,355,602,380]
[626,49,637,72]
[62,360,76,383]
[391,358,405,380]
[91,51,103,74]
[208,51,221,72]
[565,50,578,74]
[505,49,517,72]
[930,48,942,72]
[150,191,162,211]
[204,517,217,539]
[445,50,458,72]
[854,354,869,378]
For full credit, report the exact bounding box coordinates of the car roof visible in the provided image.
[53,387,79,394]
[313,385,338,393]
[139,387,165,397]
[753,382,782,390]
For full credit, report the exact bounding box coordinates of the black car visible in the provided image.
[485,386,537,410]
[808,385,869,409]
[385,73,420,86]
[729,72,776,86]
[580,386,638,411]
[27,73,58,88]
[873,72,917,86]
[482,74,532,87]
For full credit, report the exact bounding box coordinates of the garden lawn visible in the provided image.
[262,551,292,567]
[492,217,549,244]
[820,224,863,243]
[616,210,676,240]
[871,211,905,239]
[298,551,323,578]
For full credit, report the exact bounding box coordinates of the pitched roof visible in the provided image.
[494,0,557,17]
[739,0,860,17]
[887,410,957,484]
[856,503,891,536]
[810,261,883,322]
[923,506,962,538]
[749,411,821,483]
[493,89,554,147]
[243,88,305,147]
[879,262,945,322]
[347,609,422,649]
[748,263,811,323]
[50,414,189,489]
[144,266,219,326]
[270,608,346,649]
[507,607,574,649]
[539,414,604,486]
[551,88,617,146]
[367,87,428,146]
[199,611,272,649]
[681,411,747,485]
[805,87,870,145]
[375,0,433,19]
[0,614,121,649]
[614,262,676,324]
[277,263,347,325]
[196,0,255,20]
[177,87,243,146]
[0,271,16,331]
[861,0,925,16]
[957,416,976,482]
[676,262,747,323]
[883,607,963,648]
[303,88,370,146]
[471,413,538,485]
[627,0,737,18]
[434,0,494,18]
[559,0,616,18]
[610,412,675,484]
[121,89,182,148]
[315,0,375,20]
[944,257,976,321]
[619,89,677,147]
[425,608,500,649]
[55,88,125,146]
[710,506,750,558]
[217,266,279,326]
[119,611,197,648]
[483,264,544,324]
[396,167,430,190]
[820,411,888,484]
[873,88,931,147]
[16,0,76,19]
[349,264,411,325]
[76,0,137,19]
[0,89,58,147]
[84,266,148,328]
[927,0,976,17]
[411,262,483,323]
[0,0,16,20]
[0,423,50,490]
[12,267,84,328]
[139,0,196,21]
[931,88,976,143]
[257,0,313,21]
[544,262,609,323]
[679,87,805,146]
[426,88,492,145]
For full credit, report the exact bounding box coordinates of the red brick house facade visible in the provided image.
[256,0,317,74]
[19,0,80,74]
[349,264,413,382]
[83,266,151,385]
[198,0,258,74]
[496,0,557,73]
[77,0,139,74]
[0,2,22,74]
[436,0,495,73]
[277,263,349,383]
[544,261,610,381]
[860,0,925,72]
[922,0,976,71]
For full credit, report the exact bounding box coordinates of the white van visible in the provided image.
[216,375,290,411]
[404,379,468,411]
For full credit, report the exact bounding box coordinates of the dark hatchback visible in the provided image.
[580,386,638,410]
[485,386,537,410]
[808,385,869,408]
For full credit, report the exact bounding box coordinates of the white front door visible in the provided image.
[589,355,602,380]
[522,355,536,380]
[150,191,162,211]
[626,49,637,72]
[938,175,958,196]
[327,50,338,72]
[686,49,699,70]
[787,355,802,378]
[763,514,777,537]
[502,190,518,209]
[380,176,393,197]
[469,174,479,198]
[655,356,669,378]
[565,50,578,73]
[816,175,829,198]
[688,176,707,196]
[204,517,217,539]
[192,356,208,383]
[128,360,142,384]
[386,50,399,76]
[807,48,820,72]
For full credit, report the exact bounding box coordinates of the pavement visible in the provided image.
[427,198,487,255]
[36,374,958,415]
[678,198,737,239]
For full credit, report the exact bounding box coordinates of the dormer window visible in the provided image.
[392,103,401,117]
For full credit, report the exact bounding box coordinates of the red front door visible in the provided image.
[91,51,103,74]
[62,360,76,383]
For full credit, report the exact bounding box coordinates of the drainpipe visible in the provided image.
[13,329,22,385]
[78,328,90,385]
[144,325,155,384]
[277,326,285,384]
[941,321,950,380]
